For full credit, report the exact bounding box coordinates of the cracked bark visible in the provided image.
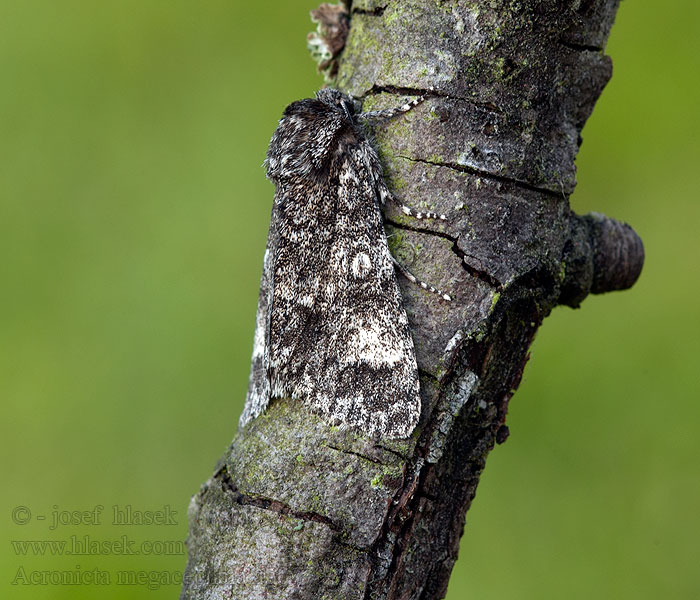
[181,1,644,598]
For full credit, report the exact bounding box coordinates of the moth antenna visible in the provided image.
[359,96,423,123]
[359,86,436,124]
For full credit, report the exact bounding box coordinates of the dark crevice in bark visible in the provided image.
[454,248,504,291]
[397,154,566,199]
[327,444,386,465]
[375,444,411,461]
[384,218,455,244]
[365,84,443,99]
[363,461,428,600]
[559,38,604,52]
[386,218,503,290]
[417,368,438,382]
[365,85,504,114]
[352,6,387,17]
[215,465,343,532]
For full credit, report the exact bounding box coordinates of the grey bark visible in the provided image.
[181,1,643,598]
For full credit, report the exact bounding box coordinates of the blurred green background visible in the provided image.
[1,1,697,598]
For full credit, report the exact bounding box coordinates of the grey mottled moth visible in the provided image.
[239,88,447,438]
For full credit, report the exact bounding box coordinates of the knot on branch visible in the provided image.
[559,212,645,307]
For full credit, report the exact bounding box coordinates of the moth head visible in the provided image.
[266,90,358,181]
[315,88,357,120]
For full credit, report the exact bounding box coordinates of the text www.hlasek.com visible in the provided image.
[11,536,184,556]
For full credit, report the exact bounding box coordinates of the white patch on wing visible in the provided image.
[351,252,372,278]
[251,249,269,360]
[345,318,405,367]
[298,294,314,307]
[252,313,266,359]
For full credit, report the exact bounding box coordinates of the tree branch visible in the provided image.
[181,1,643,598]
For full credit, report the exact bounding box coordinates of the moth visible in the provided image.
[239,88,446,438]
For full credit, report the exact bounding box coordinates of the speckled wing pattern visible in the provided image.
[239,88,421,438]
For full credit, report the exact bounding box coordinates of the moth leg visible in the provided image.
[378,179,447,220]
[391,256,452,302]
[398,203,447,221]
[362,92,448,220]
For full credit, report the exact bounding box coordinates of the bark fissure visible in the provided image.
[215,465,343,532]
[457,251,504,290]
[386,218,503,290]
[384,218,456,244]
[327,444,387,466]
[364,463,431,600]
[375,444,411,461]
[353,7,387,17]
[397,154,566,200]
[366,85,504,115]
[559,39,605,52]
